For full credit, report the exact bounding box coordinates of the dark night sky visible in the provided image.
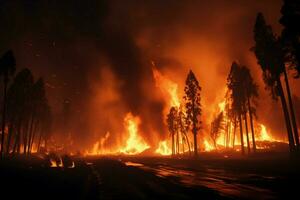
[1,0,298,150]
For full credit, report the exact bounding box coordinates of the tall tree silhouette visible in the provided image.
[279,1,300,150]
[241,66,259,153]
[0,50,16,156]
[253,13,296,152]
[7,69,34,154]
[227,62,246,154]
[184,70,201,156]
[280,0,300,77]
[167,106,178,156]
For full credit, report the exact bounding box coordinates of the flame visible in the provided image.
[50,157,63,168]
[120,113,150,155]
[257,124,282,142]
[204,139,214,152]
[91,132,111,155]
[155,140,172,155]
[218,100,226,112]
[152,64,180,108]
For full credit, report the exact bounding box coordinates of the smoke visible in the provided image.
[1,0,298,151]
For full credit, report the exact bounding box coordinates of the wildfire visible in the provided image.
[152,63,180,108]
[155,140,172,155]
[91,132,111,155]
[257,124,281,142]
[204,139,214,152]
[120,113,150,155]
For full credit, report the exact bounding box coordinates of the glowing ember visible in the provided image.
[120,113,150,155]
[155,140,172,155]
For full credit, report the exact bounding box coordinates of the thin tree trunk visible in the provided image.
[6,122,14,154]
[193,126,198,156]
[239,114,245,155]
[283,68,299,149]
[182,135,185,154]
[1,77,8,157]
[37,132,43,152]
[29,122,38,153]
[184,133,191,156]
[171,133,175,156]
[277,78,295,152]
[176,130,180,155]
[27,115,35,154]
[244,111,251,154]
[248,97,256,153]
[232,117,237,149]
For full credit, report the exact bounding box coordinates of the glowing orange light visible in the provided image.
[155,140,172,155]
[120,113,150,155]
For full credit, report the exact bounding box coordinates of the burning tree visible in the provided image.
[210,112,225,149]
[184,70,201,156]
[177,106,191,155]
[227,62,258,154]
[167,106,178,156]
[253,13,298,152]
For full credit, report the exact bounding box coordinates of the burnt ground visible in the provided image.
[0,153,299,200]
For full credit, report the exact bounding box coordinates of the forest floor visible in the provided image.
[0,152,299,199]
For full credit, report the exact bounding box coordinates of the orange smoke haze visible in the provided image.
[3,0,299,154]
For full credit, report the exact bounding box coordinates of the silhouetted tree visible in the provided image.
[227,62,246,154]
[167,107,178,156]
[177,106,191,155]
[253,13,296,152]
[6,69,34,154]
[210,112,224,149]
[280,0,300,77]
[0,50,16,157]
[184,70,201,156]
[241,66,259,152]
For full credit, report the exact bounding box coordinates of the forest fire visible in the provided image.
[120,113,150,155]
[155,141,172,155]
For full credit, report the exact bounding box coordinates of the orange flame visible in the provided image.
[155,140,172,155]
[152,63,180,108]
[120,113,150,155]
[204,139,214,151]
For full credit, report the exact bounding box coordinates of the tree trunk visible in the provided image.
[6,122,14,154]
[248,97,256,153]
[1,77,8,157]
[283,68,299,150]
[171,132,175,156]
[29,122,38,153]
[37,132,43,152]
[27,115,35,154]
[193,126,198,156]
[244,111,251,154]
[176,130,180,155]
[238,114,245,155]
[184,133,191,156]
[277,77,295,152]
[232,117,237,149]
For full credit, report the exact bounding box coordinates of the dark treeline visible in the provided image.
[252,0,300,153]
[0,51,52,157]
